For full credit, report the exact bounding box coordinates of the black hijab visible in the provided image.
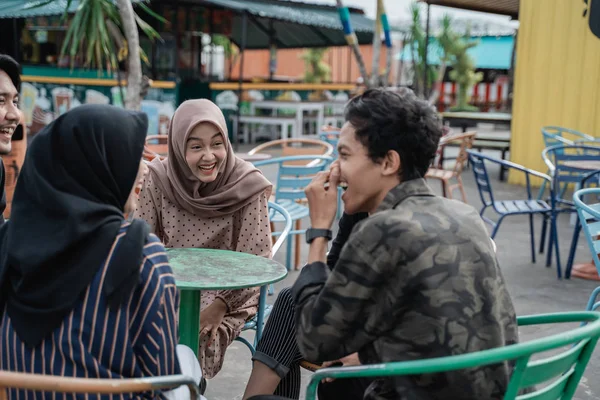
[0,104,150,347]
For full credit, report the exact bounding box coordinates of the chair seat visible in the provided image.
[272,200,309,221]
[425,168,455,181]
[243,304,273,330]
[494,199,551,214]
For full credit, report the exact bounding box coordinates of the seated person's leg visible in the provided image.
[165,345,207,400]
[244,287,303,399]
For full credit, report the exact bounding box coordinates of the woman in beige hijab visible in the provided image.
[137,99,273,379]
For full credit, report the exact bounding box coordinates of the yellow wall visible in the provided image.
[510,0,600,185]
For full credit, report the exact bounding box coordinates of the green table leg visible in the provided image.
[179,289,201,355]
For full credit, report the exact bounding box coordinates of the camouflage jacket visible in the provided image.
[292,178,518,400]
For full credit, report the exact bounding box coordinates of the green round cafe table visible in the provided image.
[166,248,288,355]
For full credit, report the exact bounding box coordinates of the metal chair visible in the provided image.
[541,145,600,277]
[248,138,333,166]
[0,371,202,400]
[304,312,600,400]
[236,202,292,354]
[318,126,341,157]
[537,127,596,199]
[254,155,334,271]
[426,131,476,203]
[565,170,600,278]
[466,150,552,265]
[145,134,168,157]
[573,188,600,311]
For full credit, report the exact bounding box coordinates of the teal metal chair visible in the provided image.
[573,188,600,312]
[318,128,340,157]
[565,171,600,278]
[541,145,600,277]
[236,201,292,354]
[254,155,334,271]
[538,126,596,199]
[305,312,600,400]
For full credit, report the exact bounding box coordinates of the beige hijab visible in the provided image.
[147,99,272,217]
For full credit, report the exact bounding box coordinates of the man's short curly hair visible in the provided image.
[344,88,443,181]
[0,54,21,92]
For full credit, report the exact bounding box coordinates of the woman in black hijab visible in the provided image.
[0,104,202,399]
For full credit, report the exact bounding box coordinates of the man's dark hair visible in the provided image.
[0,54,21,92]
[344,88,443,181]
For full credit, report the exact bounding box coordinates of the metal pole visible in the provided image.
[268,20,276,81]
[173,1,180,78]
[235,12,248,151]
[423,2,431,98]
[12,19,21,62]
[347,47,351,83]
[208,8,214,79]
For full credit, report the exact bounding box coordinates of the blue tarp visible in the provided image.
[397,35,514,70]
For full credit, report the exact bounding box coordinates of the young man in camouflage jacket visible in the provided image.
[294,89,518,400]
[0,54,21,225]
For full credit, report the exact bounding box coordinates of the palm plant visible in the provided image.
[428,14,457,104]
[30,0,164,110]
[301,48,332,84]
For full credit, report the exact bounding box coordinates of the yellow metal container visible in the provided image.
[510,0,600,185]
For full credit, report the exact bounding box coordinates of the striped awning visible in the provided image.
[421,0,519,19]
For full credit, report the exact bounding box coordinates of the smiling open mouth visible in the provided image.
[0,127,15,136]
[199,163,217,173]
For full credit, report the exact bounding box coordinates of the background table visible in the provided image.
[167,248,287,354]
[441,112,512,132]
[249,100,325,138]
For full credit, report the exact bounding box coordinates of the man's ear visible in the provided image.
[381,150,401,177]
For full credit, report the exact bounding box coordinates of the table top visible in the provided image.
[441,112,512,122]
[563,160,600,171]
[167,248,287,290]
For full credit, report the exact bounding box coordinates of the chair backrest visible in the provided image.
[466,150,495,207]
[439,131,476,176]
[305,312,600,400]
[542,126,595,149]
[318,126,341,156]
[145,135,169,159]
[254,155,333,203]
[0,372,200,399]
[542,145,600,192]
[248,139,334,166]
[267,201,292,256]
[573,188,600,285]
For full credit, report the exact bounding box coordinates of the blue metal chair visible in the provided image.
[573,188,600,312]
[236,201,292,355]
[542,145,600,278]
[565,170,600,278]
[318,128,340,157]
[467,150,552,265]
[254,155,334,270]
[537,127,596,199]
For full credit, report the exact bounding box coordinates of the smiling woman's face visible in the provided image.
[185,122,228,183]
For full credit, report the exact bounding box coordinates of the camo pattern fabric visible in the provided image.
[292,178,518,400]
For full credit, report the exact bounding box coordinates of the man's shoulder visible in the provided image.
[351,196,488,250]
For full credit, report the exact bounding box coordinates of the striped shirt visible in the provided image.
[0,222,181,400]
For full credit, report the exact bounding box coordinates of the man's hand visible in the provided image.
[321,352,361,383]
[200,298,227,346]
[304,161,340,230]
